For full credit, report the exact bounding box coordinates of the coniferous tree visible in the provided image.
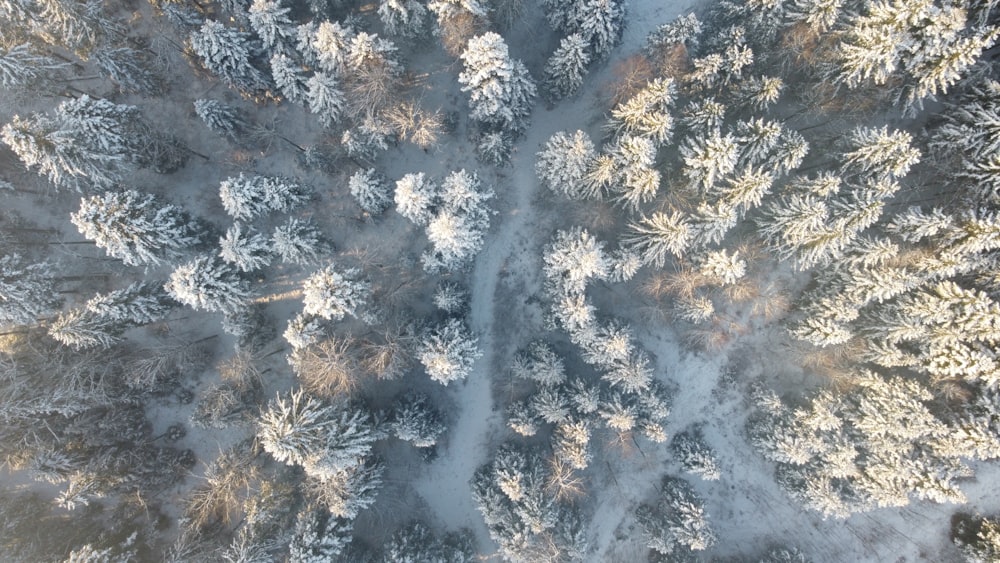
[165,255,251,314]
[194,99,246,141]
[288,509,353,562]
[219,222,272,272]
[623,210,691,266]
[543,33,591,101]
[394,172,438,225]
[392,393,447,448]
[379,0,429,39]
[220,173,311,220]
[635,476,715,555]
[0,254,60,326]
[91,46,158,94]
[248,0,295,55]
[0,43,68,92]
[271,218,328,265]
[190,20,271,96]
[301,265,370,321]
[458,32,537,137]
[349,168,392,216]
[270,53,308,103]
[419,318,482,385]
[536,130,597,200]
[72,190,201,267]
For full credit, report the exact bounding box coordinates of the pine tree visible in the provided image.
[270,53,308,103]
[165,255,251,314]
[535,130,597,200]
[271,218,328,265]
[607,78,676,146]
[475,131,513,166]
[258,389,375,476]
[394,173,438,225]
[379,0,428,39]
[189,20,271,96]
[542,33,591,101]
[301,265,370,321]
[681,97,726,137]
[384,522,474,562]
[306,72,345,127]
[418,318,482,385]
[0,43,68,92]
[288,509,353,562]
[510,341,567,386]
[91,46,157,94]
[2,97,134,191]
[574,0,626,60]
[305,458,384,518]
[392,393,447,448]
[0,254,60,325]
[841,126,920,180]
[681,131,739,192]
[219,173,311,220]
[72,190,201,267]
[458,32,537,136]
[622,211,691,267]
[219,222,272,272]
[636,476,716,554]
[543,227,610,296]
[85,282,172,325]
[194,99,246,141]
[349,168,392,216]
[248,0,295,55]
[311,20,354,75]
[419,169,495,273]
[671,429,721,481]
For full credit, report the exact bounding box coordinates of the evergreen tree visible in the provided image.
[72,190,201,267]
[311,20,354,75]
[189,20,271,96]
[392,393,447,448]
[306,71,346,127]
[349,168,392,216]
[841,126,920,180]
[271,218,328,265]
[542,33,591,101]
[85,282,172,325]
[379,0,429,39]
[219,173,311,220]
[681,131,738,192]
[248,0,295,55]
[270,53,308,103]
[301,265,370,321]
[458,32,537,136]
[0,253,60,325]
[394,172,438,225]
[91,46,157,94]
[2,97,135,191]
[623,210,691,266]
[48,308,118,350]
[165,255,251,314]
[219,222,272,272]
[606,78,676,146]
[543,227,610,296]
[419,318,482,385]
[574,0,626,60]
[288,509,353,562]
[0,43,67,92]
[258,389,375,477]
[671,429,721,481]
[635,476,716,554]
[383,522,474,562]
[510,341,567,387]
[535,130,597,200]
[194,99,246,141]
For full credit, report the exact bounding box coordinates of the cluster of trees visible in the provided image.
[532,0,1000,524]
[471,445,589,561]
[748,373,1000,518]
[394,169,496,272]
[540,0,625,100]
[635,476,715,557]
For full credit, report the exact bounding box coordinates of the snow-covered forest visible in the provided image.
[3,0,1000,559]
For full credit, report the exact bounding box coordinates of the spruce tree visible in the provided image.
[542,33,591,101]
[72,190,201,267]
[458,32,537,136]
